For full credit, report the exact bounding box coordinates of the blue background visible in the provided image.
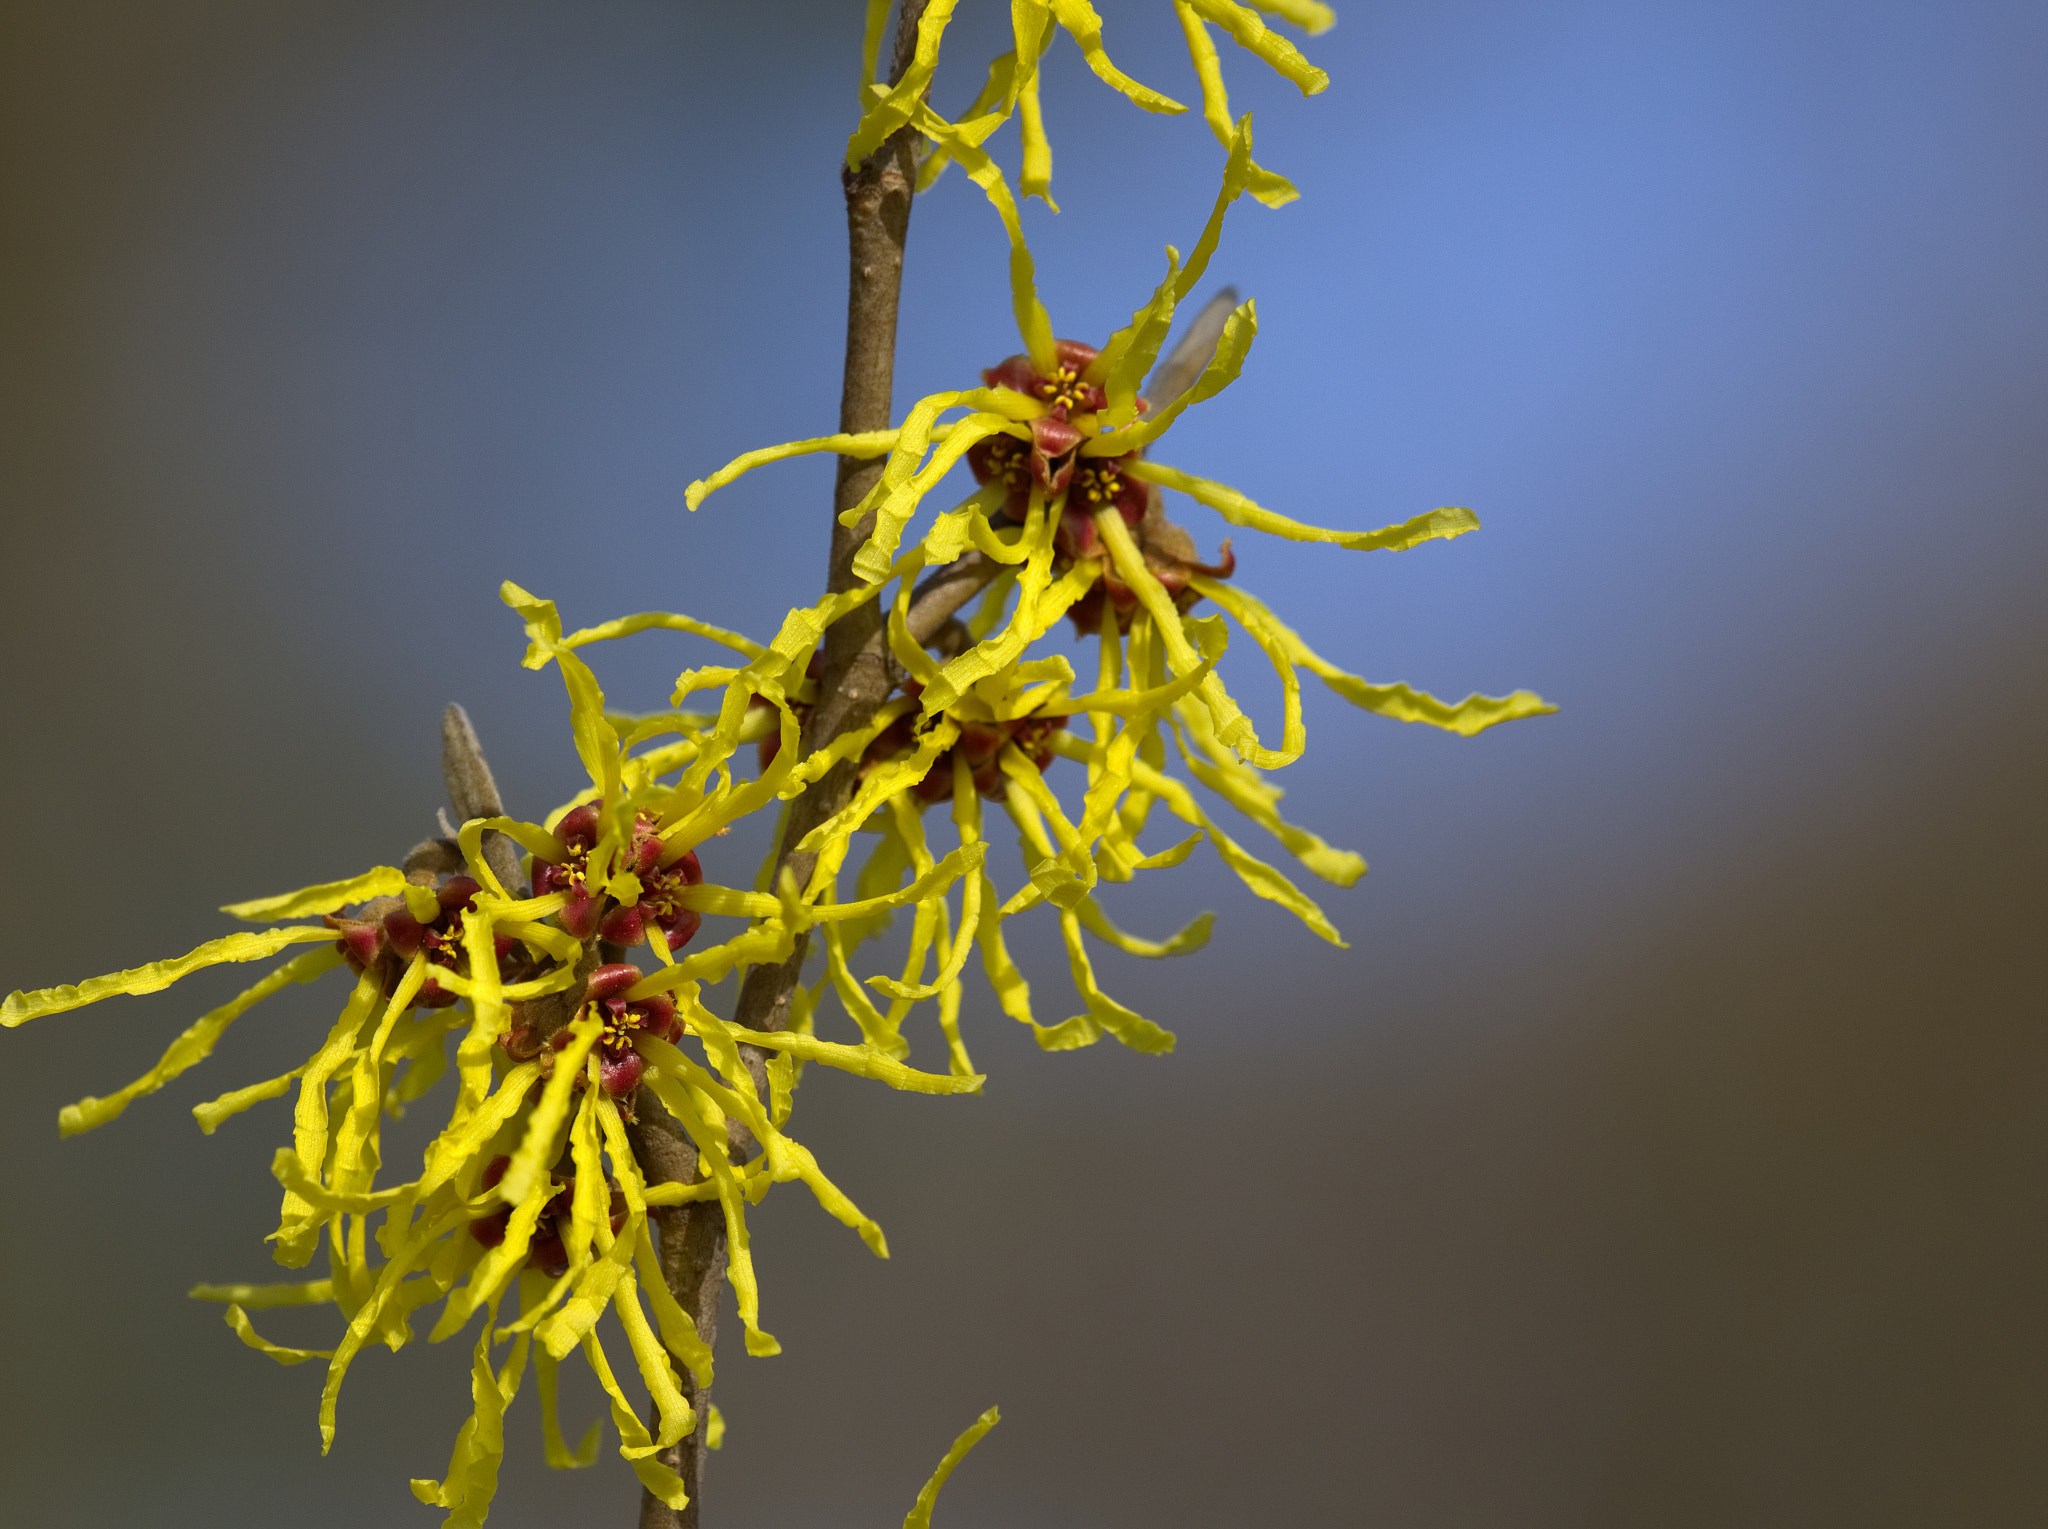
[2,3,2044,1525]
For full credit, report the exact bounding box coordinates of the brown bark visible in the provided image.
[627,1095,723,1529]
[631,5,947,1526]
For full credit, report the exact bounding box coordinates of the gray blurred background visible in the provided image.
[3,2,2044,1525]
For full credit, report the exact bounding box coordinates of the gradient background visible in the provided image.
[3,3,2045,1525]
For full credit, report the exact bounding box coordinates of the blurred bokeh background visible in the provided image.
[3,2,2044,1524]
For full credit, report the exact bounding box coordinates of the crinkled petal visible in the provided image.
[1188,578,1559,735]
[224,1303,333,1366]
[221,868,411,923]
[903,1406,1002,1529]
[3,925,336,1028]
[59,947,342,1136]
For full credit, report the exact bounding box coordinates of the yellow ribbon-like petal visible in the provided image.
[1184,0,1330,94]
[1047,0,1186,114]
[190,1277,335,1308]
[224,1304,333,1366]
[1171,4,1299,206]
[1188,578,1558,735]
[3,925,336,1028]
[220,867,411,922]
[1129,459,1482,552]
[58,946,343,1136]
[686,429,901,512]
[903,1405,1002,1529]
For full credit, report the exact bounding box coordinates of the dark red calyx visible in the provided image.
[598,902,646,947]
[382,908,426,961]
[982,342,1106,420]
[332,919,383,969]
[559,886,601,939]
[632,992,677,1042]
[608,1186,628,1236]
[531,860,567,896]
[630,831,664,877]
[417,976,458,1008]
[1029,413,1083,460]
[586,963,642,1001]
[439,875,482,912]
[467,1206,510,1247]
[655,908,702,952]
[1070,456,1146,525]
[1055,337,1102,376]
[498,1022,542,1061]
[982,355,1039,397]
[492,932,518,962]
[480,1154,511,1191]
[967,435,1032,522]
[556,804,601,852]
[526,1226,569,1278]
[598,1048,645,1099]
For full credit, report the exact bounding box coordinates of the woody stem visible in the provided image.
[629,5,950,1527]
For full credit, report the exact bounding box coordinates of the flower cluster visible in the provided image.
[682,116,1555,1058]
[529,804,705,953]
[328,874,522,1009]
[1,5,1550,1525]
[0,632,986,1517]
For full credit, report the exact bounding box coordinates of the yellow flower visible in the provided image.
[855,0,1335,208]
[673,120,1553,1060]
[1,606,987,1521]
[2,12,1545,1522]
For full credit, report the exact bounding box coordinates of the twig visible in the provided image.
[632,5,943,1525]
